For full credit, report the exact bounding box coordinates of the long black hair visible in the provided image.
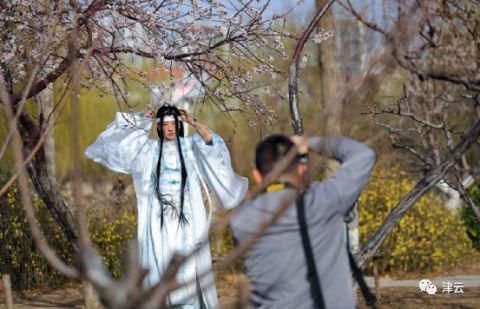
[154,105,188,227]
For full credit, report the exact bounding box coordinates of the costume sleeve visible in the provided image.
[84,112,153,175]
[191,131,248,209]
[308,137,376,216]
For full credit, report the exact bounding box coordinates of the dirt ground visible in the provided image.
[1,254,480,308]
[0,286,83,308]
[2,277,479,308]
[216,272,480,309]
[357,287,480,309]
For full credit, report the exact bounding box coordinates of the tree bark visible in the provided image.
[316,0,340,141]
[288,0,336,135]
[315,0,343,179]
[17,111,78,247]
[83,281,102,309]
[2,274,14,309]
[36,85,56,178]
[356,119,480,268]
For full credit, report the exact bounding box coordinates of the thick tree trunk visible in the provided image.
[315,1,361,259]
[315,0,343,180]
[36,85,56,179]
[316,0,340,140]
[356,119,480,268]
[18,111,78,247]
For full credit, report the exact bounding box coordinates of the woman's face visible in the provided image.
[162,120,177,140]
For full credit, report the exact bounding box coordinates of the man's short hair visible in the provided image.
[255,134,300,176]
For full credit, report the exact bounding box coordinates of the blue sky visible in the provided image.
[264,0,386,27]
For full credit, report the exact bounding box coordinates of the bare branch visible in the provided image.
[288,0,336,134]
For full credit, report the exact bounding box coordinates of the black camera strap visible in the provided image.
[296,193,377,309]
[296,192,325,309]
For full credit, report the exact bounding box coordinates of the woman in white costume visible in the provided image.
[85,104,248,308]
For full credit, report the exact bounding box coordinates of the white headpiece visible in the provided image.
[157,115,179,123]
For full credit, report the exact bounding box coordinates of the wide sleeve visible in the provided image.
[191,131,248,209]
[84,112,153,175]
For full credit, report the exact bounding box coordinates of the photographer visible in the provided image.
[230,135,375,308]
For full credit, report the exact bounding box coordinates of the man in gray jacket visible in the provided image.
[230,135,375,308]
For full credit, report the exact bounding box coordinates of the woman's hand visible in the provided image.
[179,108,196,126]
[179,108,212,143]
[145,107,155,119]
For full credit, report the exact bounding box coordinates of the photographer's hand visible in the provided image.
[291,135,309,155]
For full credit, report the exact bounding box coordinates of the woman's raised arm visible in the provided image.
[84,112,153,175]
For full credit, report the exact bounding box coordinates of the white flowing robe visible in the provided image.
[84,112,248,308]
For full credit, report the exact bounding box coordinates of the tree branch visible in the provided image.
[288,0,336,134]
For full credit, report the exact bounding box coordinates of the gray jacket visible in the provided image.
[230,137,376,309]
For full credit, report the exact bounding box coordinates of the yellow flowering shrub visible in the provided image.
[0,174,73,290]
[358,166,474,274]
[0,167,137,289]
[89,208,137,278]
